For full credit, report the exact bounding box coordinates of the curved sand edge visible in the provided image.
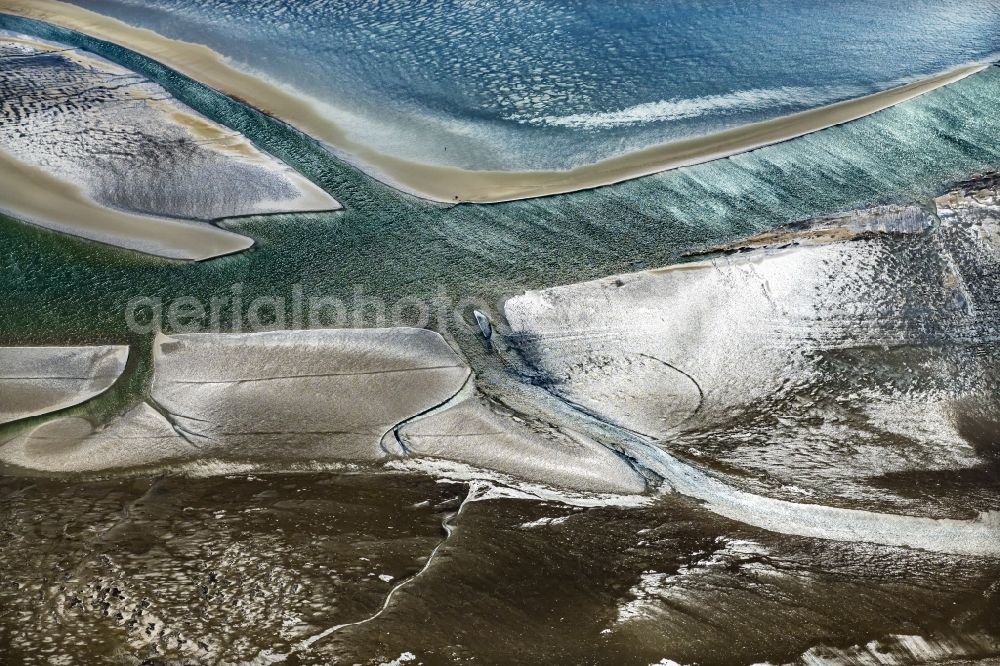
[0,29,341,260]
[1,1,991,203]
[0,345,129,425]
[0,148,253,260]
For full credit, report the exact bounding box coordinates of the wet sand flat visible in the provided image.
[0,148,254,260]
[0,29,340,260]
[3,473,996,665]
[0,472,466,664]
[0,345,128,424]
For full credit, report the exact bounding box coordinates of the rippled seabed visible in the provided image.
[1,10,1000,666]
[2,473,998,665]
[64,0,1000,169]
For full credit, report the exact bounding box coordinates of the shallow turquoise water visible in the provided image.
[63,0,1000,170]
[1,15,999,349]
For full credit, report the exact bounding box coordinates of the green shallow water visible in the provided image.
[1,13,1000,349]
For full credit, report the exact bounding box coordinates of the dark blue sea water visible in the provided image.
[49,0,1000,170]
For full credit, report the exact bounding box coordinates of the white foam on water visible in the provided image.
[616,537,770,625]
[378,652,417,666]
[387,457,653,509]
[520,515,571,529]
[522,85,849,128]
[798,632,998,665]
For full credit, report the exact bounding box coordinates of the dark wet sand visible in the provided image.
[1,472,997,665]
[0,472,465,664]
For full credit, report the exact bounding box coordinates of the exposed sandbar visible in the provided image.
[397,382,646,494]
[149,329,472,462]
[1,329,647,495]
[0,29,340,258]
[0,403,193,471]
[0,148,254,260]
[502,189,1000,552]
[0,345,128,424]
[0,0,988,202]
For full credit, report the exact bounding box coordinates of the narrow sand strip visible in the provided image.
[637,443,1000,557]
[0,148,254,260]
[0,1,989,202]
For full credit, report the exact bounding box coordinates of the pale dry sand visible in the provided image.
[398,383,647,494]
[149,329,472,462]
[0,0,989,202]
[0,345,128,424]
[0,148,254,260]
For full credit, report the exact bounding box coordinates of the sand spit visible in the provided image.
[0,29,339,259]
[0,149,254,260]
[0,345,128,424]
[0,1,988,202]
